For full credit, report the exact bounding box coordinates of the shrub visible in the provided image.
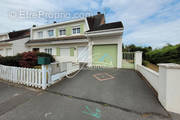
[19,51,37,68]
[142,60,150,66]
[0,54,23,67]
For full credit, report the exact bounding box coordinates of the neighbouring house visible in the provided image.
[0,12,124,68]
[0,29,30,56]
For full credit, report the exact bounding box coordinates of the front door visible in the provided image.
[78,46,88,62]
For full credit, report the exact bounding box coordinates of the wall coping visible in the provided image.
[158,63,180,69]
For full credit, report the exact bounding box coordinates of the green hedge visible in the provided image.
[0,52,55,68]
[146,44,180,64]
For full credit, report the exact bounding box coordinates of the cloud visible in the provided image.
[124,19,180,48]
[0,0,179,48]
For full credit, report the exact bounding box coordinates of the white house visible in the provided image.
[0,12,124,68]
[0,29,30,56]
[26,12,124,68]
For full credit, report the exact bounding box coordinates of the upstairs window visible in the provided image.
[48,30,54,37]
[45,48,52,55]
[59,29,66,36]
[37,31,43,38]
[72,26,80,34]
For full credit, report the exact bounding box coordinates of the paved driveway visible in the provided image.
[48,69,168,116]
[1,69,180,120]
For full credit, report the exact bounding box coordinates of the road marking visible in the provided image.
[82,105,101,119]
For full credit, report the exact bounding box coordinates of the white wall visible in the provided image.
[31,43,88,63]
[32,21,88,40]
[0,34,9,41]
[11,37,30,55]
[137,63,180,114]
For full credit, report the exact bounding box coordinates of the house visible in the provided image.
[26,12,124,68]
[0,29,30,56]
[0,12,123,68]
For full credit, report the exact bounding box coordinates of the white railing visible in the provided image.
[0,65,43,88]
[67,62,80,75]
[137,64,159,93]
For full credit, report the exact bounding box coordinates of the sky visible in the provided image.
[0,0,180,48]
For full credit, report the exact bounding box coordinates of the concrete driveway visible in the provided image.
[0,69,180,120]
[48,69,168,116]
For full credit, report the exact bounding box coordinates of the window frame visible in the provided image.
[45,48,53,55]
[72,25,81,35]
[47,29,54,37]
[59,28,66,36]
[37,31,43,39]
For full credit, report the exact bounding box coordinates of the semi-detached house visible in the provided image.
[0,12,124,68]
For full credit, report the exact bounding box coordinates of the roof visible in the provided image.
[88,21,124,32]
[0,29,30,43]
[86,13,124,32]
[8,29,30,40]
[26,35,87,44]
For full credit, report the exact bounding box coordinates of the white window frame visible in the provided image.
[72,25,80,35]
[45,48,52,55]
[47,29,54,37]
[37,31,43,39]
[59,28,66,36]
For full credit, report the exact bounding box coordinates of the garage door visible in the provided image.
[78,46,88,62]
[92,45,117,67]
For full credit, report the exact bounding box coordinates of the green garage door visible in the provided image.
[92,45,117,67]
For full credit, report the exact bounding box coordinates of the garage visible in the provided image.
[92,44,117,67]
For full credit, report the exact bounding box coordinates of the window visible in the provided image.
[72,26,80,34]
[60,48,70,56]
[45,48,52,55]
[33,48,39,52]
[59,29,66,36]
[48,30,54,37]
[37,31,43,38]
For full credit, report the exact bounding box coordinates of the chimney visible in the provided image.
[97,12,101,15]
[53,21,57,24]
[32,25,36,27]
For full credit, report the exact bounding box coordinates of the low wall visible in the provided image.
[137,65,159,93]
[136,64,180,114]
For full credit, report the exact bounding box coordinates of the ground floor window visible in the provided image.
[45,48,52,55]
[60,48,70,56]
[33,48,39,52]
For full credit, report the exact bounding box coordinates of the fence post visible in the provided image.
[42,65,47,90]
[158,63,180,114]
[134,51,142,69]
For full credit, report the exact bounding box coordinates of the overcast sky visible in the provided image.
[0,0,180,48]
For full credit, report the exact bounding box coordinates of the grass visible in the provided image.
[146,63,159,72]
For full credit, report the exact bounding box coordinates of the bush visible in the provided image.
[0,51,55,68]
[19,51,37,68]
[146,44,180,64]
[142,60,150,66]
[0,54,23,67]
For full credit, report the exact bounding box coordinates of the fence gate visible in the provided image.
[122,52,135,69]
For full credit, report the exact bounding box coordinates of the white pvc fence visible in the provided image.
[0,65,43,88]
[0,62,80,89]
[137,65,159,93]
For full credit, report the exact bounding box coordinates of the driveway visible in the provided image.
[48,69,168,116]
[0,69,180,120]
